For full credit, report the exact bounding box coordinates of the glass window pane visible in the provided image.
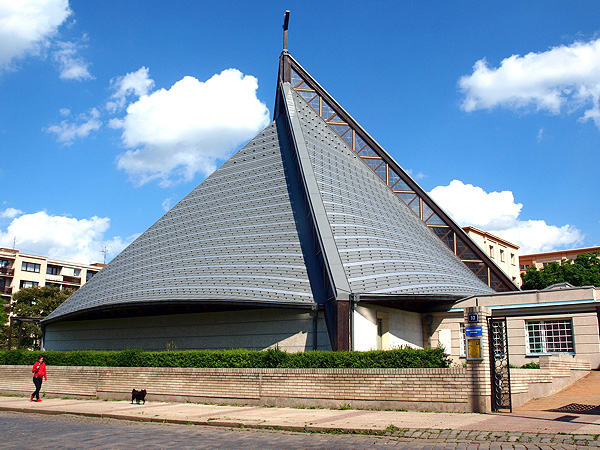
[422,203,435,221]
[330,123,350,137]
[375,163,387,181]
[341,130,353,148]
[308,96,320,112]
[322,101,335,120]
[526,320,573,354]
[431,227,454,250]
[390,173,411,191]
[489,272,511,291]
[425,212,445,225]
[456,237,479,260]
[388,171,400,188]
[465,262,488,284]
[298,90,317,103]
[355,135,367,152]
[291,68,303,86]
[396,193,419,216]
[363,158,383,171]
[358,145,379,157]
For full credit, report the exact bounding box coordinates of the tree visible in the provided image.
[2,286,72,350]
[521,251,600,290]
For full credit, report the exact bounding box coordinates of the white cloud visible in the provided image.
[0,210,135,264]
[406,169,426,180]
[536,128,544,143]
[429,180,584,253]
[46,107,101,144]
[161,196,176,212]
[0,0,71,71]
[0,207,23,219]
[106,66,154,113]
[459,37,600,128]
[110,68,270,187]
[52,38,92,80]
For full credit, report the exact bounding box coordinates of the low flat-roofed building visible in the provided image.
[430,283,600,369]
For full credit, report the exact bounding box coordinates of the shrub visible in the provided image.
[520,362,541,369]
[0,346,450,369]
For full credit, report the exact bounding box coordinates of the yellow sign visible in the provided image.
[467,337,481,359]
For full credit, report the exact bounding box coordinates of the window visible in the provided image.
[489,245,495,258]
[22,262,40,273]
[0,259,8,268]
[520,264,529,271]
[510,253,516,265]
[20,280,39,288]
[73,268,81,277]
[47,265,61,275]
[499,249,505,262]
[526,320,574,354]
[86,270,98,281]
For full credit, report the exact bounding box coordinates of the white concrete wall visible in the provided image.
[44,308,331,352]
[352,304,423,351]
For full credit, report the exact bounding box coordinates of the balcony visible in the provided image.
[46,274,63,282]
[0,267,14,276]
[62,276,81,284]
[0,286,12,295]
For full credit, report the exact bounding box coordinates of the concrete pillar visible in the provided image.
[464,306,492,413]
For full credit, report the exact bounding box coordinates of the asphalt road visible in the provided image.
[0,411,594,449]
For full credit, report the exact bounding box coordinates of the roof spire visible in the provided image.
[283,10,290,53]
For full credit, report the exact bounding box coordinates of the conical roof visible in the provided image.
[45,52,498,326]
[46,119,321,322]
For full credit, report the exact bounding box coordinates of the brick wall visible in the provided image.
[0,365,471,412]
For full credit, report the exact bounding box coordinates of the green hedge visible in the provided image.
[0,347,450,369]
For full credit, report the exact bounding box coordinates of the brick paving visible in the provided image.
[0,411,597,449]
[517,372,600,415]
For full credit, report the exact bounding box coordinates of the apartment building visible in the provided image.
[462,226,521,287]
[519,246,600,273]
[0,247,105,315]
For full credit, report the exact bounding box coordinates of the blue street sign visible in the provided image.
[465,326,483,337]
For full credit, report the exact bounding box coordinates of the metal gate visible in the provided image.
[489,317,512,412]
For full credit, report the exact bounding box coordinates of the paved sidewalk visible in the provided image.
[1,394,599,446]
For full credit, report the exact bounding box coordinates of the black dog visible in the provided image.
[131,389,147,405]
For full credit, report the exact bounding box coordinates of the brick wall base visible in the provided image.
[0,365,471,412]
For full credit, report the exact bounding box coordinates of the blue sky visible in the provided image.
[0,0,599,264]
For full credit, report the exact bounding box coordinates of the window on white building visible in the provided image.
[526,319,574,354]
[22,262,40,273]
[20,280,39,288]
[500,249,505,262]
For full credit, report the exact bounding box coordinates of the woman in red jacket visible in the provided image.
[31,355,47,402]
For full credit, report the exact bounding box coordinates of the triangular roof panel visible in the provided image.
[279,53,518,293]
